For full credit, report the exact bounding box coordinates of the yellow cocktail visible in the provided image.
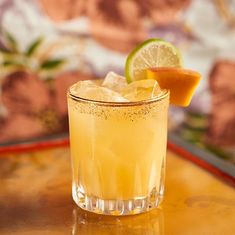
[68,76,169,215]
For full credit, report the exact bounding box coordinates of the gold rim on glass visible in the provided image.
[68,89,169,107]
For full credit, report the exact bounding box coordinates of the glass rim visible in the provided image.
[68,88,169,107]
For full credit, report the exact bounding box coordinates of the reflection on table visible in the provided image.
[0,147,234,235]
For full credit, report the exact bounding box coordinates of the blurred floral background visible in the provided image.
[0,0,234,163]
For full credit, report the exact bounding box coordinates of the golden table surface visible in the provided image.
[0,147,234,235]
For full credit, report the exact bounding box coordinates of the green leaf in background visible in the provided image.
[187,111,206,119]
[2,61,14,66]
[25,37,43,57]
[2,60,24,67]
[4,31,18,53]
[205,144,231,160]
[40,59,65,70]
[180,128,203,144]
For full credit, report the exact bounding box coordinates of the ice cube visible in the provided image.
[70,80,128,102]
[121,79,162,101]
[102,72,128,92]
[70,80,96,96]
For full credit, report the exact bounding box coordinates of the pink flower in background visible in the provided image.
[206,61,235,146]
[0,71,51,142]
[39,0,85,21]
[2,72,50,114]
[38,0,190,52]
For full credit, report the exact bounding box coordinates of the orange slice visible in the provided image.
[147,67,201,106]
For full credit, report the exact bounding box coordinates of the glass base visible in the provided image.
[72,185,164,216]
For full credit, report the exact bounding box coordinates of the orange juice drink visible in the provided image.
[68,76,169,215]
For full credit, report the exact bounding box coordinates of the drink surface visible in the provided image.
[68,73,169,200]
[69,72,164,103]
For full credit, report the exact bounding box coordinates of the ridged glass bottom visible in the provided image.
[72,185,164,216]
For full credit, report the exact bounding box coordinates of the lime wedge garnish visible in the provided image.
[125,38,183,83]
